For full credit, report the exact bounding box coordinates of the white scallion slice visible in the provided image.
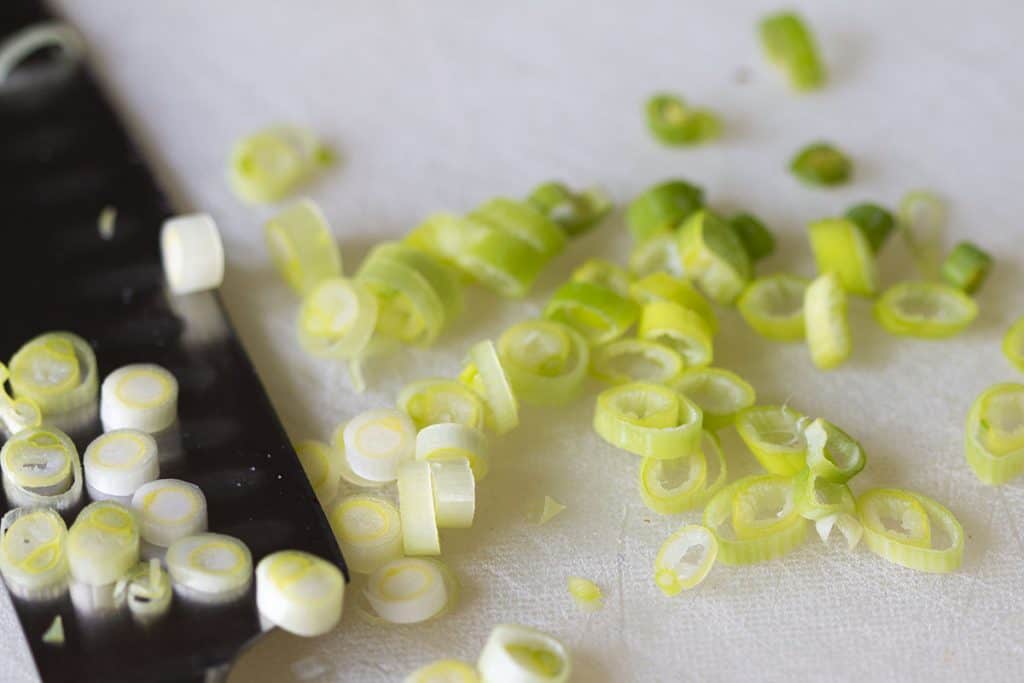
[131,479,208,547]
[329,494,403,574]
[0,361,41,436]
[1,427,83,510]
[83,429,159,497]
[0,507,69,601]
[343,409,416,483]
[9,331,97,416]
[113,559,172,622]
[295,439,342,505]
[654,524,718,596]
[329,423,389,489]
[477,624,571,683]
[430,459,476,529]
[461,340,520,435]
[68,501,139,587]
[405,660,480,683]
[256,550,345,636]
[365,557,448,624]
[160,213,225,295]
[415,422,489,482]
[100,364,178,433]
[397,461,441,555]
[167,533,252,604]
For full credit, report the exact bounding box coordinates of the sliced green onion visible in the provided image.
[41,616,64,646]
[478,624,570,683]
[941,242,992,294]
[294,439,342,505]
[591,339,685,385]
[461,340,519,435]
[9,331,97,417]
[544,281,639,346]
[405,213,480,278]
[738,274,809,342]
[398,379,487,431]
[366,557,448,624]
[875,281,977,338]
[845,203,895,253]
[703,477,808,565]
[645,93,721,146]
[729,213,776,262]
[130,478,208,547]
[167,533,252,604]
[265,199,342,295]
[1004,319,1024,373]
[357,256,445,346]
[736,405,809,475]
[639,431,726,515]
[0,361,41,436]
[857,488,963,573]
[629,272,718,335]
[758,11,826,91]
[526,181,613,237]
[83,429,159,497]
[672,367,756,431]
[964,383,1024,485]
[677,210,751,304]
[256,549,344,636]
[0,507,69,601]
[68,501,139,587]
[567,576,603,611]
[899,190,946,280]
[368,243,464,329]
[416,422,489,481]
[730,474,798,540]
[638,301,713,368]
[397,461,441,556]
[628,231,682,278]
[1,427,83,510]
[790,143,851,187]
[807,218,877,295]
[571,259,633,298]
[430,459,476,529]
[228,126,332,204]
[792,468,861,548]
[627,180,704,244]
[160,213,224,295]
[343,409,416,483]
[593,382,702,459]
[114,559,172,623]
[298,278,379,380]
[405,660,480,683]
[803,418,865,483]
[654,524,717,596]
[804,272,851,370]
[100,364,178,433]
[470,197,566,259]
[329,495,402,574]
[498,320,590,407]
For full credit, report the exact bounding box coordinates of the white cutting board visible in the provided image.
[5,1,1022,681]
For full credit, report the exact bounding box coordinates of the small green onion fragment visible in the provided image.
[737,274,809,342]
[790,143,852,187]
[758,11,826,91]
[874,281,977,339]
[807,218,878,296]
[677,210,752,305]
[804,273,851,370]
[941,242,992,294]
[626,180,704,244]
[530,495,566,525]
[899,190,947,280]
[567,576,603,612]
[645,94,721,147]
[845,203,895,253]
[526,181,613,237]
[964,383,1024,485]
[97,206,116,241]
[729,213,776,262]
[1004,318,1024,373]
[42,616,64,646]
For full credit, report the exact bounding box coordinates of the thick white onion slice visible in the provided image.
[131,478,208,547]
[364,557,448,624]
[477,624,571,683]
[166,533,252,604]
[256,550,345,637]
[397,461,440,556]
[343,409,416,483]
[160,213,225,295]
[0,507,69,600]
[83,429,159,496]
[67,501,140,587]
[101,364,178,433]
[430,459,475,529]
[329,494,403,574]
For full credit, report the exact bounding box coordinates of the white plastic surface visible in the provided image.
[1,1,1020,681]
